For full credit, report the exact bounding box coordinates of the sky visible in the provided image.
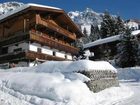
[1,0,140,20]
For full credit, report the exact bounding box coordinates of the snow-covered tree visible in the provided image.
[115,28,138,68]
[115,16,126,35]
[89,25,101,41]
[100,11,116,38]
[100,11,126,38]
[82,27,90,44]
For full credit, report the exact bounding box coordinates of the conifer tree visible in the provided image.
[90,25,100,41]
[100,11,116,38]
[82,27,90,44]
[115,28,138,67]
[115,16,126,35]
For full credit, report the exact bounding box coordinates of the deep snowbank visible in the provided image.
[0,72,133,105]
[1,60,117,73]
[118,67,140,81]
[0,60,132,105]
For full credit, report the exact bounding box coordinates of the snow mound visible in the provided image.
[34,60,117,73]
[0,72,94,105]
[0,71,133,105]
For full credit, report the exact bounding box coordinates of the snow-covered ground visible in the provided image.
[118,67,140,81]
[0,72,132,105]
[0,60,133,105]
[110,82,140,105]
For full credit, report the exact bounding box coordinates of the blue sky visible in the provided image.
[2,0,140,20]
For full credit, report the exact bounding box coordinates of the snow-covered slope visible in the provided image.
[0,2,24,15]
[68,8,102,26]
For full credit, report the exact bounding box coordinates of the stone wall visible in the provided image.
[80,70,119,92]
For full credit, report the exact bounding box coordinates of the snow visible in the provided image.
[0,2,24,15]
[118,67,140,81]
[0,60,132,105]
[81,25,91,35]
[0,4,30,21]
[0,3,62,21]
[33,60,117,73]
[0,71,132,105]
[0,60,117,73]
[84,30,140,48]
[28,3,62,10]
[84,34,120,48]
[132,30,140,35]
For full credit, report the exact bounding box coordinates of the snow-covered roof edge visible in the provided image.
[0,3,62,22]
[28,3,62,10]
[84,30,140,48]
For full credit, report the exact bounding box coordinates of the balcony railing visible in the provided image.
[36,14,76,40]
[0,51,66,63]
[26,51,65,61]
[29,30,79,55]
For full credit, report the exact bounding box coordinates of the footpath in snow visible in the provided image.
[0,60,133,105]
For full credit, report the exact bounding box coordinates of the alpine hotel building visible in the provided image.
[0,4,83,67]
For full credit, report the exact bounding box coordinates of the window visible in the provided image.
[53,51,56,56]
[1,47,8,54]
[14,48,22,52]
[65,55,67,59]
[37,48,42,53]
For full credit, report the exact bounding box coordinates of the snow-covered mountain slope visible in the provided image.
[68,8,102,26]
[68,8,103,34]
[0,1,24,15]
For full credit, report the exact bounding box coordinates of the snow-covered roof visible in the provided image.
[34,60,117,73]
[84,30,140,48]
[28,3,62,10]
[84,35,121,48]
[0,3,62,22]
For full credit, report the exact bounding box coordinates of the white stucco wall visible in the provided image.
[42,46,53,55]
[67,54,73,60]
[56,52,65,58]
[8,42,29,53]
[29,43,41,52]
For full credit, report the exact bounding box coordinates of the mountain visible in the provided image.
[68,8,103,35]
[0,1,24,15]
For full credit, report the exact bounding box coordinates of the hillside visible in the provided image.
[68,8,103,34]
[0,1,24,15]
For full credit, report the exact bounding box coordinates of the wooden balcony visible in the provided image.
[0,52,26,63]
[0,51,66,63]
[26,51,65,61]
[36,14,76,40]
[29,31,79,55]
[0,32,29,47]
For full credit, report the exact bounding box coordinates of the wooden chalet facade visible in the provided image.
[0,4,83,67]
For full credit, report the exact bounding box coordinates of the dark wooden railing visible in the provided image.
[29,30,79,55]
[26,51,65,61]
[0,52,26,63]
[0,51,67,63]
[0,32,29,47]
[36,14,76,40]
